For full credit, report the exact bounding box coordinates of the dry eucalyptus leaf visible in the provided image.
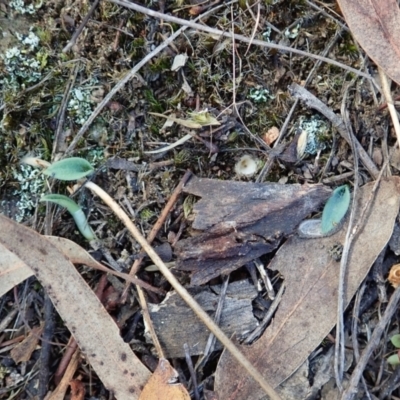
[0,236,116,298]
[215,177,400,400]
[0,215,150,399]
[139,358,190,400]
[337,0,400,85]
[0,242,35,298]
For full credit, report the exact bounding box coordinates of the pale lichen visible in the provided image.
[11,164,45,222]
[1,28,42,90]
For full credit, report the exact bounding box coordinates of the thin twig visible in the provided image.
[305,0,349,31]
[184,343,200,400]
[244,283,285,344]
[244,0,261,56]
[84,180,282,400]
[62,0,101,53]
[351,280,373,399]
[195,275,230,372]
[108,0,371,79]
[341,286,400,400]
[379,68,400,145]
[120,170,192,302]
[52,63,80,157]
[38,294,55,398]
[334,87,360,390]
[137,285,165,358]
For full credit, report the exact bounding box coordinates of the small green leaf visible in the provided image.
[391,334,400,348]
[40,194,96,240]
[41,194,80,213]
[42,157,94,181]
[321,185,350,235]
[387,353,400,366]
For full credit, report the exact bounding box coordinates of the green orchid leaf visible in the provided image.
[43,157,94,181]
[321,185,350,235]
[391,334,400,348]
[40,194,96,240]
[387,353,400,366]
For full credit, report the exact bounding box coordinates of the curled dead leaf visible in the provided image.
[388,263,400,288]
[263,126,279,146]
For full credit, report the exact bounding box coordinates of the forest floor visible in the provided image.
[0,0,398,399]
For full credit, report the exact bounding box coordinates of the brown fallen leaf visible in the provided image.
[10,323,44,364]
[139,358,191,400]
[175,177,331,285]
[336,0,400,86]
[70,379,85,400]
[263,126,279,146]
[0,215,150,399]
[215,177,400,400]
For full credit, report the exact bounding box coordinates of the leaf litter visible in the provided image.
[2,0,400,398]
[215,177,400,400]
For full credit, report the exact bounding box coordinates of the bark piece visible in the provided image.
[175,177,331,285]
[148,280,258,357]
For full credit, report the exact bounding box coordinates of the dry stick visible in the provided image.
[109,0,370,79]
[54,336,78,385]
[334,89,360,391]
[244,0,261,56]
[195,275,230,372]
[84,253,164,295]
[289,83,380,179]
[120,169,192,302]
[342,286,400,400]
[351,281,373,400]
[379,68,400,145]
[305,0,349,31]
[62,0,101,53]
[184,343,200,400]
[64,3,231,155]
[244,283,285,345]
[335,161,388,393]
[136,285,165,358]
[84,181,282,400]
[52,62,80,157]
